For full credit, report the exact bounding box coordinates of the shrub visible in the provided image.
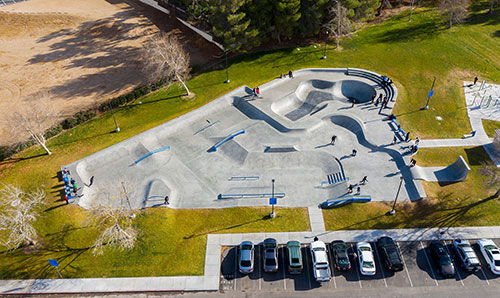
[44,125,63,139]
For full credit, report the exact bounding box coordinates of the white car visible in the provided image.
[357,242,376,276]
[478,239,500,275]
[310,239,332,282]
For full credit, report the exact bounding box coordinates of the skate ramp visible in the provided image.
[272,79,376,121]
[410,156,470,182]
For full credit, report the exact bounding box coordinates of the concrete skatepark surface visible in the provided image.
[65,68,434,210]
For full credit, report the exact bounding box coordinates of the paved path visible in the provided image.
[3,225,500,295]
[307,206,325,232]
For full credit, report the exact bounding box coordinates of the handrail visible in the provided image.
[134,146,171,165]
[209,129,245,152]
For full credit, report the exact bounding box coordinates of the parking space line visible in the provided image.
[372,243,388,288]
[479,267,490,285]
[304,245,312,289]
[420,241,439,287]
[281,247,286,290]
[258,245,262,291]
[443,241,464,286]
[234,246,237,291]
[327,244,337,288]
[397,242,414,287]
[351,244,363,288]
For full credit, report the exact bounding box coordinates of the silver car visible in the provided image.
[263,238,278,272]
[239,241,254,274]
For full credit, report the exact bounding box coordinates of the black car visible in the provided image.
[376,236,404,272]
[330,240,351,271]
[429,241,455,278]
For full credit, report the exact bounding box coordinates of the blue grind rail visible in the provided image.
[193,120,221,135]
[218,193,286,199]
[228,176,260,181]
[390,116,408,140]
[320,195,372,208]
[134,146,171,165]
[209,129,245,152]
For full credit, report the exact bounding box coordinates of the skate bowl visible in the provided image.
[410,156,470,182]
[271,79,376,121]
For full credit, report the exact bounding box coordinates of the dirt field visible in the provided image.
[0,0,221,146]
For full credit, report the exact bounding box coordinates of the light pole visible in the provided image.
[108,102,120,132]
[389,176,404,215]
[270,179,276,218]
[423,76,436,110]
[321,30,328,60]
[121,181,135,218]
[224,50,230,83]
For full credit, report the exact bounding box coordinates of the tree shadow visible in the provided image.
[372,17,447,43]
[0,152,47,166]
[464,1,500,27]
[183,215,270,239]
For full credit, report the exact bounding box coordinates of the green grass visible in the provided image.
[1,3,500,278]
[0,207,309,278]
[323,146,500,230]
[482,119,500,138]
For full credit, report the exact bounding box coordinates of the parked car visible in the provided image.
[286,241,303,274]
[477,239,500,275]
[452,239,481,272]
[239,241,254,274]
[330,240,351,271]
[263,238,278,273]
[429,241,455,278]
[356,242,376,276]
[376,236,404,272]
[310,238,332,282]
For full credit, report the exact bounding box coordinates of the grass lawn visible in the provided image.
[0,207,309,278]
[1,2,500,278]
[482,119,500,138]
[323,146,500,230]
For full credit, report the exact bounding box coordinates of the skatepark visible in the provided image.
[64,68,471,210]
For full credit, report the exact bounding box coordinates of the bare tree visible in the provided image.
[439,0,470,28]
[89,179,138,255]
[6,91,58,155]
[143,32,191,96]
[0,184,45,249]
[479,162,500,197]
[326,0,353,50]
[489,0,500,13]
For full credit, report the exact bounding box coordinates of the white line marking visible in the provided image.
[234,247,237,291]
[420,241,439,287]
[397,242,414,287]
[258,245,262,291]
[304,244,312,289]
[281,247,286,290]
[443,241,464,286]
[373,243,388,288]
[479,266,490,285]
[351,243,363,288]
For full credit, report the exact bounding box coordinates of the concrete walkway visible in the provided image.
[3,225,500,295]
[307,206,326,232]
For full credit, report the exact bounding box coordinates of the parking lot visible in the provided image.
[220,238,500,293]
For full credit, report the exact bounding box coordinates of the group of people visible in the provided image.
[347,176,368,194]
[373,93,389,108]
[279,70,294,79]
[381,76,393,86]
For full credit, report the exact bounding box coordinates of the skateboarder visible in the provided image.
[360,176,368,185]
[331,135,337,145]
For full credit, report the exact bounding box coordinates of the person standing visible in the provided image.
[164,196,169,205]
[348,184,353,193]
[256,87,260,96]
[393,135,397,144]
[352,149,357,156]
[356,186,361,194]
[474,76,478,85]
[405,132,411,142]
[331,135,337,145]
[371,93,376,103]
[415,137,420,146]
[89,176,94,187]
[288,70,293,78]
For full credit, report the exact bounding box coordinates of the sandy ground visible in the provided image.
[0,0,221,146]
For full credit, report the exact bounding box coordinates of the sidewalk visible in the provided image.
[2,225,500,295]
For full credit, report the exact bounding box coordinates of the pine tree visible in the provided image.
[273,0,301,43]
[299,0,329,37]
[245,0,274,43]
[209,0,259,51]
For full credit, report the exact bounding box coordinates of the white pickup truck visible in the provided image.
[310,239,332,282]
